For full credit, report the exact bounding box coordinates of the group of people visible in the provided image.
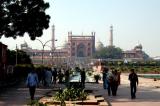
[26,66,88,101]
[102,67,120,96]
[26,65,138,101]
[26,66,71,101]
[102,67,138,99]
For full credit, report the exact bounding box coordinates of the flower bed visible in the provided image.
[39,88,108,106]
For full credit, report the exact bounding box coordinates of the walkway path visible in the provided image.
[0,74,160,106]
[0,82,64,106]
[106,73,160,106]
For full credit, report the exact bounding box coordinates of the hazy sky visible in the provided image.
[0,0,160,57]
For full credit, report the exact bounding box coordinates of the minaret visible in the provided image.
[52,25,55,49]
[109,25,113,46]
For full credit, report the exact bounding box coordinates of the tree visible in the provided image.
[7,49,32,65]
[0,0,50,40]
[142,51,150,60]
[93,46,123,59]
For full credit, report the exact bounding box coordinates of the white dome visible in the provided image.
[95,40,104,50]
[134,43,142,50]
[62,39,69,48]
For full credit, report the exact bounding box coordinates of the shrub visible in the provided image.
[54,87,88,101]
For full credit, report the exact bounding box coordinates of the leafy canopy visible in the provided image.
[0,0,50,40]
[93,46,123,59]
[7,49,32,65]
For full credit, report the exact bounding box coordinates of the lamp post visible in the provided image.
[54,46,68,68]
[36,39,53,65]
[16,44,18,65]
[45,45,56,66]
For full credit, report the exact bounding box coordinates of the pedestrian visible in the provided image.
[102,67,108,90]
[52,68,57,85]
[65,68,70,87]
[103,67,112,96]
[80,68,86,88]
[107,69,114,96]
[45,67,52,87]
[26,66,39,101]
[128,69,138,99]
[111,69,120,96]
[58,69,64,83]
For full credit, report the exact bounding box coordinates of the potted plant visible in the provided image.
[94,74,101,83]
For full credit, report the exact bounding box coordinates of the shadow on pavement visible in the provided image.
[108,84,160,103]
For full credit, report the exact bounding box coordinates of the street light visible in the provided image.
[53,46,69,67]
[16,44,18,65]
[45,45,66,66]
[36,39,56,65]
[45,45,56,66]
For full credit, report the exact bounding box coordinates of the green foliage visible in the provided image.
[87,71,92,76]
[0,0,50,40]
[93,46,123,59]
[14,64,33,78]
[7,49,32,65]
[86,69,93,76]
[54,88,88,101]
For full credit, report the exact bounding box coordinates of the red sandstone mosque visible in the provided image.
[20,25,145,65]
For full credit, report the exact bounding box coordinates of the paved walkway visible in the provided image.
[104,74,160,106]
[0,82,65,106]
[0,74,160,106]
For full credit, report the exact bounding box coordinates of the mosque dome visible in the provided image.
[62,39,69,49]
[21,41,28,50]
[95,40,104,50]
[134,43,142,50]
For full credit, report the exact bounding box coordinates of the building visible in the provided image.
[21,31,96,67]
[68,31,95,57]
[20,24,147,66]
[109,25,113,46]
[21,44,69,65]
[0,42,7,81]
[122,44,144,61]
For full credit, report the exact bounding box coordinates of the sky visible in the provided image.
[0,0,160,57]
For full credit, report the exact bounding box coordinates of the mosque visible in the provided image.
[21,25,145,66]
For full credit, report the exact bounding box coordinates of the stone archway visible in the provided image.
[77,43,86,57]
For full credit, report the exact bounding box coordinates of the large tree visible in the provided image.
[0,0,50,40]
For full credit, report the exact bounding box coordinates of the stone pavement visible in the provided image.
[0,74,160,106]
[103,74,160,106]
[0,82,65,106]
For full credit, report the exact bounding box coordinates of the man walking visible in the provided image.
[128,69,138,99]
[26,66,39,100]
[81,68,86,88]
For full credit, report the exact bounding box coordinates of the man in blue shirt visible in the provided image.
[26,66,39,100]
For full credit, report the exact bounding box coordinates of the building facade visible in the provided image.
[0,42,7,81]
[21,31,96,66]
[68,32,95,57]
[122,44,144,61]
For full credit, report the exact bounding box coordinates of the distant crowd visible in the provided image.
[26,65,138,101]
